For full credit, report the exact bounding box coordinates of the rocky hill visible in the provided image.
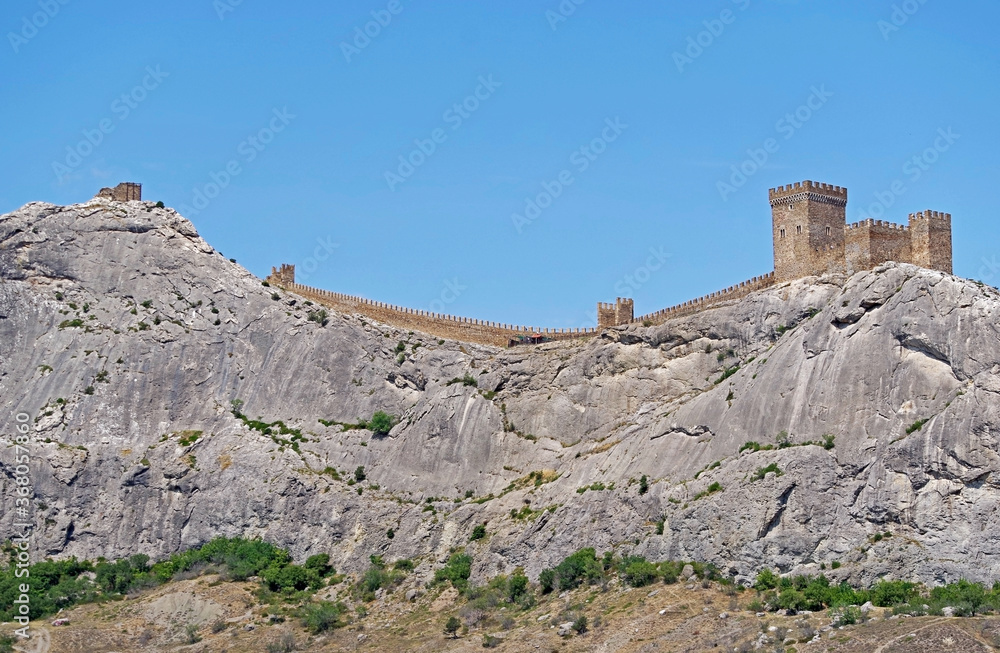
[2,197,999,591]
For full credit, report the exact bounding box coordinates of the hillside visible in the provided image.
[2,196,1000,597]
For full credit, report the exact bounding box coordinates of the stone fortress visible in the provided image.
[259,179,952,346]
[99,179,952,347]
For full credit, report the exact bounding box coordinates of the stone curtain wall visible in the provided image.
[264,181,950,347]
[845,219,911,274]
[632,272,777,325]
[282,282,599,347]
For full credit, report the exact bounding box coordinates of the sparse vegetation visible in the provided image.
[307,309,328,326]
[906,418,929,434]
[446,374,478,388]
[752,463,783,481]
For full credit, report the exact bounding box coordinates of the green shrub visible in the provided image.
[872,580,918,607]
[752,463,783,481]
[906,418,929,434]
[547,548,603,591]
[638,475,649,495]
[446,374,478,387]
[434,553,473,591]
[714,365,740,385]
[470,524,487,541]
[368,411,395,436]
[822,434,836,449]
[301,601,346,633]
[354,466,366,482]
[507,571,529,603]
[444,615,461,638]
[754,569,780,591]
[621,556,659,588]
[739,441,774,453]
[307,309,328,326]
[572,615,588,634]
[539,568,556,594]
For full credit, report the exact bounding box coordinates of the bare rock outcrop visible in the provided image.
[1,198,998,588]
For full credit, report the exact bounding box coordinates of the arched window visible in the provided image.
[779,228,786,239]
[796,225,802,234]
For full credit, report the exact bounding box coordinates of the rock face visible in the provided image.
[2,198,999,588]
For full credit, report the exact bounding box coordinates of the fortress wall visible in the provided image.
[632,271,777,325]
[282,282,598,348]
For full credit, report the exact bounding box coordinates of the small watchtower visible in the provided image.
[597,298,634,328]
[95,182,142,202]
[267,264,295,286]
[769,181,848,281]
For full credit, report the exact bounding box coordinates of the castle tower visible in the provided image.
[597,297,634,328]
[908,211,952,274]
[769,181,848,281]
[267,264,296,286]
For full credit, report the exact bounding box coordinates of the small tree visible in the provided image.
[469,524,487,541]
[444,615,461,638]
[368,411,394,436]
[354,466,366,482]
[638,475,649,495]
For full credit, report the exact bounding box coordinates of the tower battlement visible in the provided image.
[909,210,951,222]
[769,180,847,206]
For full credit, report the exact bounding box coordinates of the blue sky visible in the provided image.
[3,1,998,328]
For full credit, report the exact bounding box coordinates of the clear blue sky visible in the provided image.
[3,1,998,328]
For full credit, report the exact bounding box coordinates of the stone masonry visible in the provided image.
[95,182,142,202]
[267,179,953,347]
[770,180,952,281]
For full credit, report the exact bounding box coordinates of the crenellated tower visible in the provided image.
[908,210,953,274]
[769,181,848,281]
[597,298,634,328]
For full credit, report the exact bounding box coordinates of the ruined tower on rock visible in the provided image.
[94,182,142,202]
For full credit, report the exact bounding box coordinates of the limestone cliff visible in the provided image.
[1,198,998,589]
